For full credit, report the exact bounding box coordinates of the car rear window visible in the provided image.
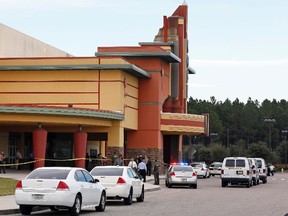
[195,164,203,168]
[174,166,193,171]
[236,159,245,167]
[91,168,123,176]
[257,160,262,168]
[27,169,70,179]
[214,163,222,167]
[225,159,235,167]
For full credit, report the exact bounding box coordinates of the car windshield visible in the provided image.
[91,168,123,176]
[27,169,70,179]
[173,166,193,171]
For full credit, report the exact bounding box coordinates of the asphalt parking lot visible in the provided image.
[5,172,288,216]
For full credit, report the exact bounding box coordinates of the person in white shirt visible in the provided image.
[128,158,137,172]
[138,158,147,182]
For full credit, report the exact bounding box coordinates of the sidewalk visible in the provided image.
[0,169,163,215]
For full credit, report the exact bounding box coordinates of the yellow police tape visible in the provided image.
[0,157,168,167]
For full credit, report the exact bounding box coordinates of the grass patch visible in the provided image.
[0,177,19,196]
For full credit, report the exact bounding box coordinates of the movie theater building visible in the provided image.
[0,3,209,169]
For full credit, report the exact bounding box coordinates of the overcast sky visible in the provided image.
[0,0,287,103]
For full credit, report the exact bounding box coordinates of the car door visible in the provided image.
[128,168,141,197]
[75,170,90,205]
[82,170,101,205]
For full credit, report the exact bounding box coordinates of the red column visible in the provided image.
[33,128,47,169]
[74,131,87,168]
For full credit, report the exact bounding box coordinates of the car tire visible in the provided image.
[124,188,133,205]
[69,194,81,216]
[262,178,267,184]
[19,205,33,215]
[136,187,144,202]
[221,180,227,187]
[246,182,251,188]
[96,191,106,212]
[50,206,59,212]
[192,184,197,189]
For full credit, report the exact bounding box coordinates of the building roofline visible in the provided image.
[94,52,181,63]
[0,64,150,78]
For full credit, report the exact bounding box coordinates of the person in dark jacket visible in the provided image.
[146,157,152,176]
[153,158,160,185]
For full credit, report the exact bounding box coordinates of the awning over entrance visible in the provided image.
[160,112,208,135]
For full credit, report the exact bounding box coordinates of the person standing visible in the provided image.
[114,154,124,166]
[29,151,34,171]
[138,158,147,182]
[16,148,23,170]
[153,158,160,185]
[85,153,90,170]
[112,152,118,165]
[0,150,7,174]
[128,157,137,172]
[146,157,152,176]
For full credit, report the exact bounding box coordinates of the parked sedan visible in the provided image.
[191,162,210,178]
[90,166,144,205]
[165,163,197,189]
[15,167,106,216]
[209,162,223,176]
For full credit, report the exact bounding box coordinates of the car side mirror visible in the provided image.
[94,178,100,183]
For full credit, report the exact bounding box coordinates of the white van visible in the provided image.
[254,158,267,184]
[221,157,253,188]
[248,158,260,185]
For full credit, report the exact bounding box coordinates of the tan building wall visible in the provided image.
[0,23,71,57]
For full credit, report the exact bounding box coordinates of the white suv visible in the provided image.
[255,158,267,184]
[221,157,253,188]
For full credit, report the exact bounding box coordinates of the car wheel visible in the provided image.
[50,206,59,212]
[136,187,144,202]
[263,178,267,184]
[192,184,197,189]
[212,174,215,177]
[246,182,250,188]
[124,188,133,205]
[96,191,106,212]
[20,205,33,215]
[69,194,81,216]
[221,180,227,187]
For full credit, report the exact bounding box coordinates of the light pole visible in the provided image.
[282,130,288,164]
[264,118,276,149]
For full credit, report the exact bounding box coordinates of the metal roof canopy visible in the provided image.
[0,106,124,120]
[94,52,181,63]
[0,64,150,78]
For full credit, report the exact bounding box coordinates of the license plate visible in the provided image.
[181,178,187,182]
[32,194,44,200]
[236,171,243,175]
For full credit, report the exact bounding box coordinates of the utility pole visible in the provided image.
[264,118,276,149]
[282,130,288,164]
